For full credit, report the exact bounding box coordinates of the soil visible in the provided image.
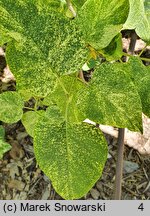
[0,33,150,200]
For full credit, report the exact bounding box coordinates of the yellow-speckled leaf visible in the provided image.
[6,42,55,98]
[34,107,108,200]
[0,91,24,123]
[127,57,150,118]
[77,62,143,132]
[0,1,88,97]
[78,0,129,50]
[123,0,150,43]
[72,0,87,8]
[0,126,11,159]
[100,33,123,61]
[21,110,45,137]
[45,75,87,123]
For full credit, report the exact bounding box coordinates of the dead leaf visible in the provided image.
[99,114,150,155]
[13,191,27,200]
[9,140,24,160]
[8,179,25,191]
[41,184,51,200]
[0,47,5,56]
[16,132,28,141]
[1,65,15,83]
[6,162,19,179]
[125,114,150,155]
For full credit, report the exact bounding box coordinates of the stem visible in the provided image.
[34,98,39,110]
[66,0,76,17]
[53,73,68,95]
[138,45,147,57]
[114,128,125,199]
[78,71,87,84]
[140,57,150,62]
[24,107,35,111]
[123,52,150,62]
[128,31,137,54]
[114,31,137,200]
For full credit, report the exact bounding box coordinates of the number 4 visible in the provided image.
[138,203,144,211]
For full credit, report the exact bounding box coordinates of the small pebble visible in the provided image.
[123,160,139,174]
[90,188,100,200]
[107,153,112,159]
[8,179,25,191]
[96,181,102,192]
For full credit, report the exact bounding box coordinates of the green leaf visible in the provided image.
[6,42,56,98]
[43,75,86,123]
[82,58,97,71]
[78,0,129,50]
[127,57,150,118]
[100,34,123,61]
[87,58,97,69]
[35,0,66,12]
[0,126,11,159]
[123,0,150,43]
[42,93,55,107]
[77,62,143,132]
[34,107,108,200]
[72,0,87,8]
[66,0,87,17]
[0,1,88,97]
[21,110,45,137]
[45,106,65,124]
[0,30,11,46]
[0,91,24,123]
